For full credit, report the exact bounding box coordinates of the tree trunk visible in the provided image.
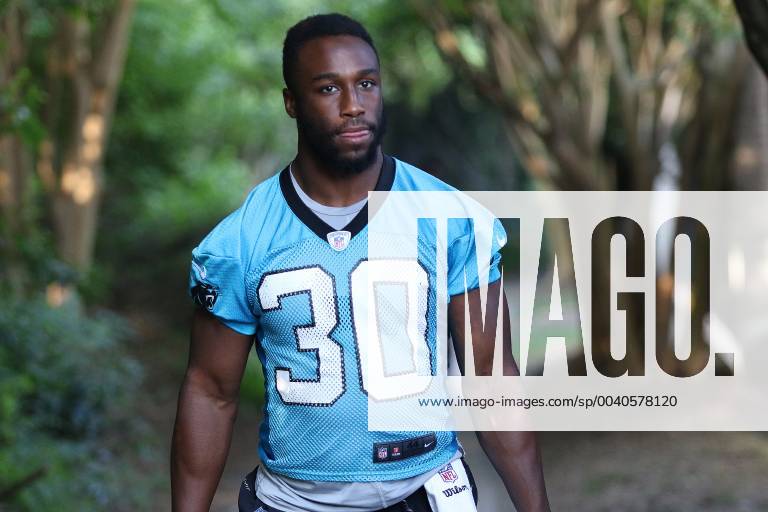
[734,0,768,77]
[730,59,768,189]
[0,1,33,293]
[680,40,750,190]
[0,1,28,230]
[420,0,744,370]
[45,0,135,271]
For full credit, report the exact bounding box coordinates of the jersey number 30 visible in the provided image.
[258,260,432,405]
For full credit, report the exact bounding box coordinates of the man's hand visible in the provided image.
[170,309,253,512]
[448,281,551,512]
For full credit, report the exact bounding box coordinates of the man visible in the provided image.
[171,13,550,512]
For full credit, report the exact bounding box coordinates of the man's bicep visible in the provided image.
[186,308,254,401]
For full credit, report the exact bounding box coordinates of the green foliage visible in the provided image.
[682,0,740,39]
[0,299,154,511]
[0,0,114,149]
[1,2,528,508]
[90,0,530,324]
[99,0,452,314]
[102,0,463,211]
[0,68,45,146]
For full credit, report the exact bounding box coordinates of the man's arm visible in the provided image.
[171,308,254,512]
[448,280,551,512]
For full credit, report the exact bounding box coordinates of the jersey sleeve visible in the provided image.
[447,217,506,297]
[188,217,258,336]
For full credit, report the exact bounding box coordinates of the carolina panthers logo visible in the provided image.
[192,283,219,311]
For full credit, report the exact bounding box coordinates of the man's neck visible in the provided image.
[290,148,383,207]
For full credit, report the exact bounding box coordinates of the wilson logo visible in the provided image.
[442,484,468,498]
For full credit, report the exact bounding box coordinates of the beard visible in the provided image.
[296,104,387,175]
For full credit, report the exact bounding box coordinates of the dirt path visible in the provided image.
[539,431,768,512]
[125,310,265,511]
[129,311,768,511]
[469,431,768,512]
[202,427,768,512]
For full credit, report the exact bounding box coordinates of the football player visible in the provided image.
[171,13,550,512]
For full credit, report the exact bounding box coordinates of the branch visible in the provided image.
[420,2,544,136]
[471,0,544,90]
[560,0,602,74]
[471,0,564,138]
[601,2,635,103]
[0,0,26,84]
[578,39,611,153]
[418,0,599,189]
[530,0,564,77]
[634,0,665,163]
[601,1,642,170]
[90,0,136,89]
[734,0,768,77]
[637,0,664,78]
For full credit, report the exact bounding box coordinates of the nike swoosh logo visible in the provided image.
[424,441,434,448]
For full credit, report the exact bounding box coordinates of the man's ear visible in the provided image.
[283,87,297,119]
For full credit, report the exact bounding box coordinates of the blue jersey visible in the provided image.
[189,156,503,482]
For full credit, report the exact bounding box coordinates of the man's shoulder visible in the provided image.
[392,157,505,250]
[393,158,459,193]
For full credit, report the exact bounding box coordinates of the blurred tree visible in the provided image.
[0,2,44,294]
[100,0,298,315]
[0,3,34,232]
[413,0,745,372]
[734,0,768,76]
[0,0,136,277]
[414,0,745,192]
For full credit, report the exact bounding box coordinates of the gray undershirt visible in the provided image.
[290,170,367,231]
[254,172,461,511]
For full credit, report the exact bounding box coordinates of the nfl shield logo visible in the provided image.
[327,230,351,251]
[377,446,388,460]
[438,463,458,483]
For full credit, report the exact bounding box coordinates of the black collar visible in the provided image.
[279,154,395,240]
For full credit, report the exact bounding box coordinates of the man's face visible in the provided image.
[287,35,385,174]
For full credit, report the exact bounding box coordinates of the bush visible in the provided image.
[0,298,154,511]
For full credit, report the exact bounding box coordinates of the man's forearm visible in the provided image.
[171,373,239,512]
[476,430,550,512]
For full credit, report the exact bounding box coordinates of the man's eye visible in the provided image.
[320,85,338,93]
[359,80,376,89]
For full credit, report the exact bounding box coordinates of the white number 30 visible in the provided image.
[257,260,432,406]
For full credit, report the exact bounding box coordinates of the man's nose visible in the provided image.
[340,87,365,118]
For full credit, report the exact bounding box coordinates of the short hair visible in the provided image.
[282,13,379,92]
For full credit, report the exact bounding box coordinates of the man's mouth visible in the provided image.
[337,126,373,143]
